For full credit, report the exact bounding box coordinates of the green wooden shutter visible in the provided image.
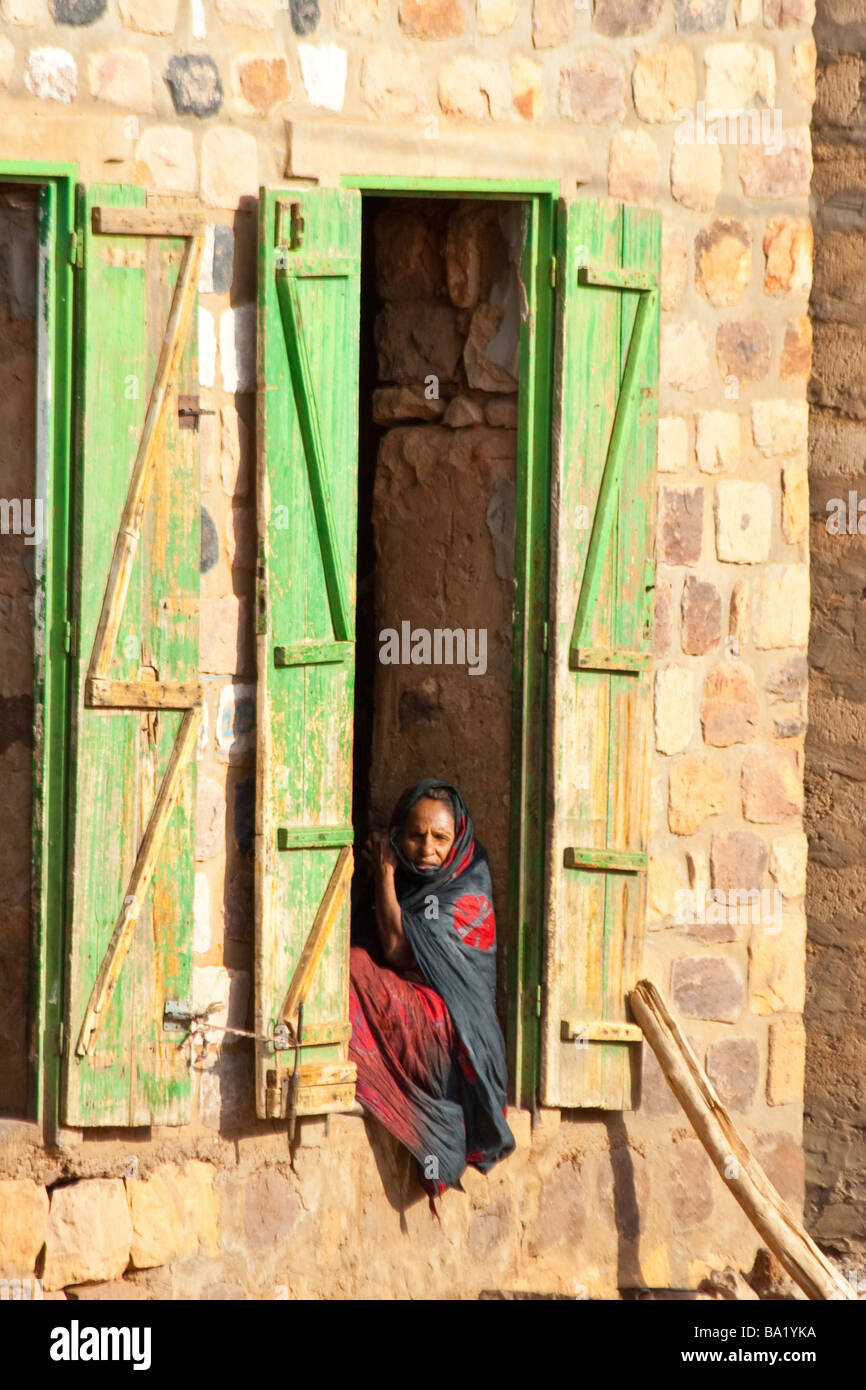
[255,188,361,1120]
[63,186,203,1126]
[541,198,660,1110]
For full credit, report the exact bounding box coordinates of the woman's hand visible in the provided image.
[362,830,398,877]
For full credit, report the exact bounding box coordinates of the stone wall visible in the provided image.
[0,185,38,1117]
[0,0,821,1297]
[803,0,866,1263]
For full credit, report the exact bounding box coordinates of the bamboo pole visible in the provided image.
[629,978,854,1301]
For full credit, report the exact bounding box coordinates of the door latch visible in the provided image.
[177,395,216,431]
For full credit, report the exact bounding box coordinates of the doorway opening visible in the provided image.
[351,193,526,1034]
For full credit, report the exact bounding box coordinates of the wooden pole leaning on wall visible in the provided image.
[629,978,855,1301]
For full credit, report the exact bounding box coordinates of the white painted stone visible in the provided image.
[1,0,42,23]
[0,35,13,88]
[654,666,695,755]
[714,480,772,563]
[192,965,250,1049]
[705,42,775,115]
[216,681,256,756]
[220,303,256,393]
[24,47,76,103]
[191,0,206,38]
[199,307,216,389]
[194,872,211,955]
[751,399,809,457]
[298,42,347,113]
[696,411,741,473]
[135,125,197,192]
[752,565,810,648]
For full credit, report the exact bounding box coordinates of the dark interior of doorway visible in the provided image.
[0,183,39,1116]
[350,193,521,975]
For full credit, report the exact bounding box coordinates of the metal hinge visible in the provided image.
[67,231,83,270]
[56,1022,64,1055]
[542,620,549,654]
[63,620,75,655]
[549,256,557,289]
[536,984,542,1018]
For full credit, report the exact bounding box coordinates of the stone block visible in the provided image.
[767,1019,806,1105]
[166,53,223,117]
[648,851,687,922]
[682,577,722,655]
[1,0,41,21]
[711,828,767,893]
[528,1159,585,1254]
[670,1139,714,1229]
[135,125,196,192]
[372,386,446,424]
[0,1180,48,1276]
[671,954,744,1021]
[400,0,464,36]
[594,0,662,36]
[127,1166,197,1268]
[195,775,225,861]
[670,139,723,212]
[377,205,447,303]
[199,306,216,387]
[669,755,726,834]
[753,1131,804,1208]
[659,485,703,566]
[640,1040,680,1113]
[658,414,688,473]
[714,481,771,564]
[632,45,697,123]
[729,581,749,655]
[360,49,425,118]
[199,1049,255,1131]
[243,1170,301,1250]
[716,320,771,386]
[792,38,816,104]
[24,47,76,102]
[443,395,484,428]
[298,42,347,111]
[220,303,256,392]
[478,0,516,31]
[532,0,573,46]
[464,303,518,391]
[335,0,382,31]
[701,660,759,744]
[769,831,807,898]
[660,321,711,392]
[597,1147,650,1241]
[43,1180,132,1292]
[661,221,689,312]
[52,0,104,20]
[766,654,807,700]
[762,216,812,296]
[780,317,811,384]
[654,581,674,657]
[655,666,694,755]
[88,49,153,109]
[752,400,808,458]
[694,218,751,307]
[751,566,809,648]
[216,0,275,27]
[375,302,463,385]
[560,50,626,125]
[742,746,802,822]
[764,0,813,26]
[510,53,542,120]
[445,202,508,309]
[119,0,177,31]
[202,127,258,208]
[738,127,812,200]
[220,403,251,498]
[608,128,660,205]
[696,411,740,473]
[438,55,509,120]
[289,0,321,35]
[704,42,775,112]
[706,1036,759,1110]
[780,457,808,544]
[215,681,255,758]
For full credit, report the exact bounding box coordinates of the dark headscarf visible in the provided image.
[388,778,514,1184]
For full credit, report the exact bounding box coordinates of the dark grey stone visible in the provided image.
[212,225,234,295]
[165,53,223,119]
[52,0,106,23]
[674,0,728,33]
[290,0,320,35]
[200,506,218,573]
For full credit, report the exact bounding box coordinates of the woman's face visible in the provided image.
[398,796,456,869]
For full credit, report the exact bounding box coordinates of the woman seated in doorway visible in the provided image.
[349,777,514,1198]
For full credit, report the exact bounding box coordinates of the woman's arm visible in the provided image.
[363,832,416,971]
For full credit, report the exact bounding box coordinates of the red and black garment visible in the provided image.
[349,778,515,1193]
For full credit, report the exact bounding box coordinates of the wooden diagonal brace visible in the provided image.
[87,227,204,686]
[280,845,353,1030]
[75,706,203,1057]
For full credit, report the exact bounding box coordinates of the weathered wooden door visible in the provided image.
[541,199,660,1109]
[255,188,361,1119]
[63,186,203,1126]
